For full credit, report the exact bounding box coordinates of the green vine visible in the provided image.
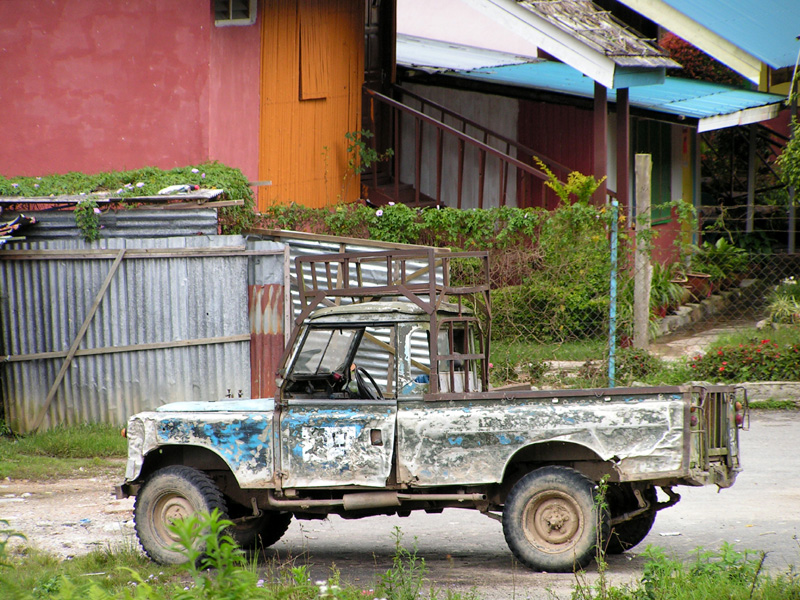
[74,199,101,242]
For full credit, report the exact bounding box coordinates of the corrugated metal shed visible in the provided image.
[0,235,272,432]
[655,0,799,70]
[397,38,785,131]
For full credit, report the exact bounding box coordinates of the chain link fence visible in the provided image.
[484,218,800,388]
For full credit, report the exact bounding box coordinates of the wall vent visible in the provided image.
[214,0,257,26]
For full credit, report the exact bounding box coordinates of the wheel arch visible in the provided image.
[498,441,618,502]
[135,444,237,488]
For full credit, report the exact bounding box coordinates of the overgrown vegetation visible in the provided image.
[0,513,478,600]
[0,423,126,479]
[0,162,257,234]
[4,509,800,600]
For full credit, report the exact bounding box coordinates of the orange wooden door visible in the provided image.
[258,0,364,210]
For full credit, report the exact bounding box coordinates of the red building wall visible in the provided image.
[0,1,260,182]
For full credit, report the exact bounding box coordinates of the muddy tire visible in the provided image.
[229,510,292,551]
[134,466,227,565]
[605,484,657,554]
[502,466,607,572]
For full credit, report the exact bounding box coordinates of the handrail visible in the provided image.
[366,89,548,181]
[364,87,549,208]
[393,85,574,178]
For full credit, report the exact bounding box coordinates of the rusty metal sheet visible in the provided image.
[280,400,397,488]
[396,393,687,486]
[249,283,284,398]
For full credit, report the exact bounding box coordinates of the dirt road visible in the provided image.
[1,411,797,599]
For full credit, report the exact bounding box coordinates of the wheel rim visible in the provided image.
[152,492,196,545]
[522,490,585,553]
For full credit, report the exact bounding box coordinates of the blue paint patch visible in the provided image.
[292,444,303,457]
[158,416,270,470]
[448,436,463,446]
[497,434,512,445]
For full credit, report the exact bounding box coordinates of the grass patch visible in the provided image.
[0,423,126,480]
[749,399,799,410]
[492,338,606,364]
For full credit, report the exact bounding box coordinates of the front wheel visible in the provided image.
[502,466,608,572]
[134,465,227,565]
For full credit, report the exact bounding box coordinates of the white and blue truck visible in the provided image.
[117,248,746,572]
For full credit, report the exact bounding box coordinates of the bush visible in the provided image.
[613,347,665,383]
[766,276,800,324]
[689,334,800,381]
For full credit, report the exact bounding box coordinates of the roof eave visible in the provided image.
[698,102,783,132]
[459,0,669,89]
[617,0,764,84]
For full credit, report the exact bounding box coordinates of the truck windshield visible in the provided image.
[293,328,357,376]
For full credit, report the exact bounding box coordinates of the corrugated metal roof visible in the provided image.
[398,39,785,131]
[657,0,800,70]
[397,35,539,71]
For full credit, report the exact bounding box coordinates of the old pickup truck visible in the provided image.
[118,248,746,572]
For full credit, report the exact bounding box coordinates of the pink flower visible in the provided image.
[93,207,101,214]
[191,168,199,173]
[11,183,18,188]
[388,202,395,206]
[201,172,206,178]
[376,209,383,217]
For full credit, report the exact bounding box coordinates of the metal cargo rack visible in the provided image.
[289,248,492,396]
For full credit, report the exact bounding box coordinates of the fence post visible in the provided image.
[608,198,619,388]
[634,154,652,350]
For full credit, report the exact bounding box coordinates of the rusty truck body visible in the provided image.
[118,248,747,572]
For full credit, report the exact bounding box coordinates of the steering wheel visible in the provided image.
[354,366,384,400]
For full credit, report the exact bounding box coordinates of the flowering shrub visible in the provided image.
[689,337,800,382]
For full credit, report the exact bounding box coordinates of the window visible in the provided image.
[214,0,257,27]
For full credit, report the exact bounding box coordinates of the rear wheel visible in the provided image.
[503,466,608,572]
[605,484,657,554]
[134,465,227,565]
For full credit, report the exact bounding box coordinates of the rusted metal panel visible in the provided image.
[280,400,397,488]
[249,283,284,398]
[396,393,688,486]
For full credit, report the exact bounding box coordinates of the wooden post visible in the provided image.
[593,82,608,204]
[616,88,630,213]
[634,154,652,350]
[746,124,756,234]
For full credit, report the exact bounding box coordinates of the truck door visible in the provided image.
[279,325,397,488]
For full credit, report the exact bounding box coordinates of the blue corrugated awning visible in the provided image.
[435,60,785,131]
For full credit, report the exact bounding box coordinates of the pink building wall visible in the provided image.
[0,0,260,182]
